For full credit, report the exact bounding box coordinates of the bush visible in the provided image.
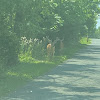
[20,37,47,60]
[0,31,19,66]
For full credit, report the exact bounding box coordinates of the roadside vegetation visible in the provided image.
[0,0,99,97]
[0,37,91,97]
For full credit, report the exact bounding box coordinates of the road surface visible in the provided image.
[1,39,100,100]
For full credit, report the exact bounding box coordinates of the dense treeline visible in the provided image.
[0,0,100,66]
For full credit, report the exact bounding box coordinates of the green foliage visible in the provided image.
[80,37,91,44]
[19,37,47,60]
[1,0,99,41]
[0,31,19,66]
[0,1,20,66]
[0,0,99,67]
[18,53,35,63]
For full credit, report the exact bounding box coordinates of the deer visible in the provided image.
[47,37,60,58]
[59,38,64,54]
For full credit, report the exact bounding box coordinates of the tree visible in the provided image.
[0,0,19,66]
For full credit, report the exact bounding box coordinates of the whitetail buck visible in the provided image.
[47,43,55,57]
[59,38,64,55]
[47,37,59,58]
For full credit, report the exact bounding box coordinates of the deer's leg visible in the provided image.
[52,46,55,56]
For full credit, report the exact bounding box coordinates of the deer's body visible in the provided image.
[47,43,55,57]
[60,40,64,50]
[59,38,64,55]
[46,37,59,58]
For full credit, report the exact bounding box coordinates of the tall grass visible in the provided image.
[19,37,46,60]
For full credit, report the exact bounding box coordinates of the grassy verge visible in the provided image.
[0,37,91,97]
[0,62,57,97]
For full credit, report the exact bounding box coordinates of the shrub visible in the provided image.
[19,37,47,61]
[0,31,19,66]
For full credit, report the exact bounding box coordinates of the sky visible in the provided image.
[96,18,100,29]
[96,5,100,29]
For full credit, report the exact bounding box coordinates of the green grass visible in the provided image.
[0,62,57,97]
[80,37,91,44]
[0,37,91,97]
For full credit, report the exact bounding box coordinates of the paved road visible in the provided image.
[1,39,100,100]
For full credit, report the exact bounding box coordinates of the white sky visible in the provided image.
[96,18,100,29]
[96,5,100,29]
